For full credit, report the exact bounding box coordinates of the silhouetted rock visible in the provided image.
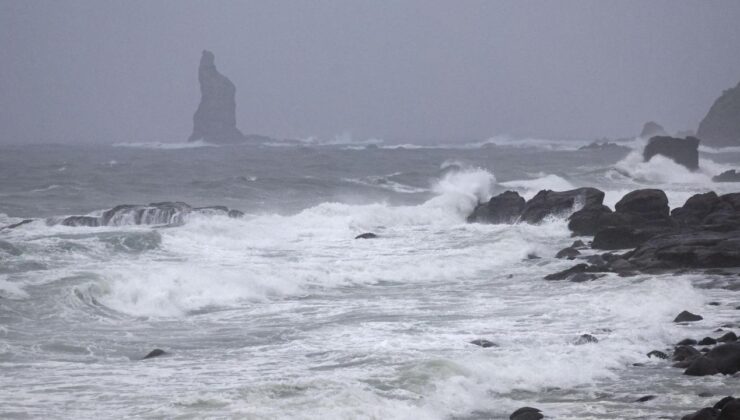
[615,189,671,223]
[718,332,737,343]
[699,337,718,346]
[628,230,740,270]
[672,192,722,226]
[714,170,740,183]
[555,247,580,259]
[520,188,605,224]
[510,407,543,420]
[674,311,704,323]
[697,80,740,148]
[574,334,598,345]
[643,136,700,170]
[468,190,525,223]
[568,204,614,236]
[355,233,378,239]
[678,338,699,346]
[681,407,720,420]
[544,263,588,281]
[640,121,667,138]
[635,395,656,402]
[188,50,246,143]
[684,343,740,376]
[578,141,630,152]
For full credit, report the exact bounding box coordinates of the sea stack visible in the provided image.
[697,80,740,148]
[639,121,667,138]
[643,136,699,171]
[188,50,246,143]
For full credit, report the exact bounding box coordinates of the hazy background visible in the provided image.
[2,0,740,145]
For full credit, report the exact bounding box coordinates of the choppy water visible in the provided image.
[1,138,739,419]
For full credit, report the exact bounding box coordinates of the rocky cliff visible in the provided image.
[697,80,740,148]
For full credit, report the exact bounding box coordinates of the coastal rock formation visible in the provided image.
[469,188,603,225]
[640,121,667,138]
[54,201,244,228]
[697,80,740,147]
[643,136,700,171]
[188,50,246,143]
[714,170,740,183]
[467,190,525,223]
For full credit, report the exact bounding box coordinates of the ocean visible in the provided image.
[0,137,739,419]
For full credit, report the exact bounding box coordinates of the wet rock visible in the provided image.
[699,391,715,398]
[0,219,34,231]
[679,338,699,346]
[355,233,378,239]
[614,189,672,225]
[640,121,668,138]
[647,350,668,359]
[555,247,580,259]
[635,395,656,402]
[697,79,740,148]
[643,135,700,171]
[142,349,166,359]
[569,273,601,282]
[672,192,722,226]
[709,302,722,306]
[227,209,244,218]
[681,407,720,420]
[509,406,543,420]
[718,399,740,419]
[470,339,498,348]
[675,311,704,323]
[628,230,740,270]
[607,258,635,273]
[571,240,586,249]
[468,190,525,224]
[699,337,718,346]
[718,332,737,343]
[520,188,605,224]
[685,356,720,376]
[574,334,598,345]
[714,397,735,411]
[188,50,246,143]
[526,253,540,260]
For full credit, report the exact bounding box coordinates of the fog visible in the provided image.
[2,0,740,144]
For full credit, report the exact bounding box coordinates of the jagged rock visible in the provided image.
[544,263,589,281]
[520,188,605,224]
[355,233,378,239]
[578,141,630,152]
[697,80,740,148]
[714,170,740,183]
[510,407,543,420]
[640,121,667,138]
[54,202,244,228]
[188,50,246,143]
[643,136,700,170]
[647,350,668,359]
[468,190,525,223]
[675,311,704,323]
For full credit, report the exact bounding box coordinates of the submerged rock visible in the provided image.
[142,349,167,359]
[188,50,246,144]
[574,334,598,345]
[520,188,605,224]
[643,136,700,170]
[697,80,740,148]
[470,339,498,348]
[555,247,580,259]
[355,233,378,239]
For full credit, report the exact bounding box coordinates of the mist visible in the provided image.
[2,0,740,144]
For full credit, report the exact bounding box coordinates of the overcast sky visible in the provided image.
[2,1,740,144]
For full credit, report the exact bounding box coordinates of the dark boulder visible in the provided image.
[672,192,722,226]
[468,190,525,224]
[355,233,378,239]
[643,136,700,171]
[684,343,740,376]
[569,273,601,282]
[673,345,701,362]
[647,350,668,359]
[715,397,736,411]
[640,121,667,138]
[614,189,671,224]
[0,219,34,231]
[713,170,740,183]
[718,399,740,420]
[510,407,544,420]
[592,226,662,250]
[678,338,699,346]
[544,264,588,281]
[574,334,598,345]
[699,337,718,346]
[635,395,656,402]
[681,407,720,420]
[718,332,737,343]
[568,204,614,236]
[674,311,704,323]
[520,188,605,224]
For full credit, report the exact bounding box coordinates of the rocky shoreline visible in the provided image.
[470,186,740,419]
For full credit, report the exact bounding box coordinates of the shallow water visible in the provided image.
[1,140,739,419]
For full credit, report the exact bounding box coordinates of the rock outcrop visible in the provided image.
[188,50,246,143]
[714,170,740,183]
[640,121,667,138]
[467,190,525,223]
[697,80,740,148]
[468,188,603,225]
[643,136,700,171]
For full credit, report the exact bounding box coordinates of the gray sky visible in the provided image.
[2,1,740,144]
